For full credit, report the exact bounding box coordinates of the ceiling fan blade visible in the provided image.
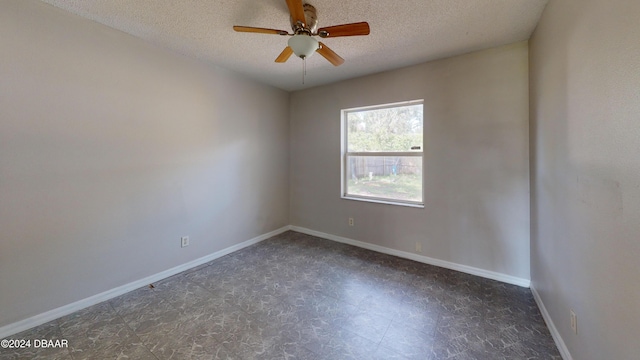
[286,0,306,27]
[233,26,289,35]
[275,46,294,63]
[317,22,370,38]
[316,42,345,66]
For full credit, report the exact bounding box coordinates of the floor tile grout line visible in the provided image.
[108,300,161,360]
[53,318,74,360]
[124,271,248,360]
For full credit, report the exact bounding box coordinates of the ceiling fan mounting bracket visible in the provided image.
[290,3,318,33]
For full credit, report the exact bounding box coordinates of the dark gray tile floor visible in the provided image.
[1,231,561,359]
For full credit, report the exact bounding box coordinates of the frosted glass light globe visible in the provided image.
[288,34,318,59]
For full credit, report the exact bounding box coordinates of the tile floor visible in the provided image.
[1,231,561,359]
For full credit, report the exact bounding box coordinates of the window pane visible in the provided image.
[347,104,423,152]
[346,156,422,202]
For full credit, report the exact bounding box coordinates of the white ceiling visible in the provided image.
[39,0,548,91]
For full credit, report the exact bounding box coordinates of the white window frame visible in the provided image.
[340,100,424,208]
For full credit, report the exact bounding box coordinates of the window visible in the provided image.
[341,100,424,207]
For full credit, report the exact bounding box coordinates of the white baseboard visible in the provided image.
[531,285,573,360]
[0,226,290,339]
[290,226,531,288]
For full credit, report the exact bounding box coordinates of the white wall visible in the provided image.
[290,42,531,281]
[529,0,640,359]
[0,0,289,328]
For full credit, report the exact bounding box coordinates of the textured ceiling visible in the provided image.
[39,0,548,91]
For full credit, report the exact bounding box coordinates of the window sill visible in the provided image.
[341,195,424,209]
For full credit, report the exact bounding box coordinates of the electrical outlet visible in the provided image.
[181,236,189,248]
[348,218,354,226]
[415,242,422,253]
[570,309,577,334]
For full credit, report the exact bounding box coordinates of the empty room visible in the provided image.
[1,0,638,359]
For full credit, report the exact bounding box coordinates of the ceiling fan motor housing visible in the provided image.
[290,3,318,33]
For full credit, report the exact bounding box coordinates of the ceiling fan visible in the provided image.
[233,0,370,66]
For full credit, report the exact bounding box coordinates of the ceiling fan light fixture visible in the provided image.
[288,34,318,59]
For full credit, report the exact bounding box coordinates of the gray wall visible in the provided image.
[290,42,531,280]
[0,0,289,327]
[529,0,640,359]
